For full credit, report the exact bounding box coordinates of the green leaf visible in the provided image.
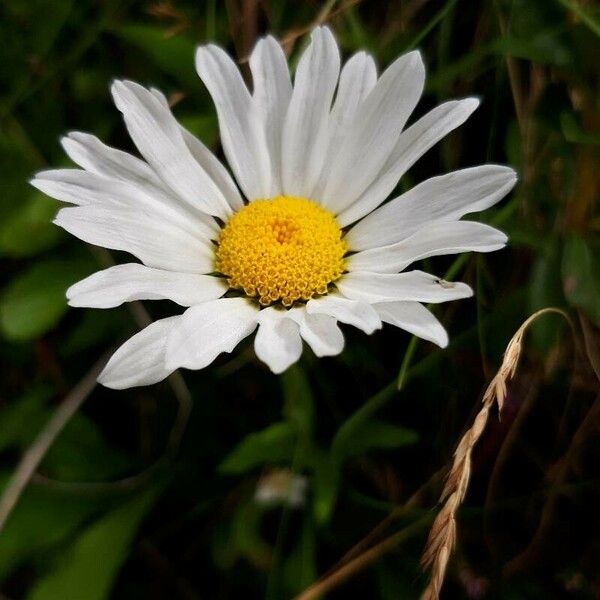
[111,24,198,88]
[562,235,600,324]
[283,511,317,595]
[561,112,600,146]
[330,384,398,466]
[0,474,106,581]
[0,192,62,257]
[0,385,54,453]
[0,257,95,341]
[41,412,133,482]
[219,422,297,474]
[231,502,272,567]
[529,237,566,349]
[27,486,162,600]
[338,419,419,460]
[0,386,131,481]
[179,114,219,149]
[311,453,339,525]
[281,364,314,438]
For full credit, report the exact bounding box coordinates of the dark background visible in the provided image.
[0,0,598,598]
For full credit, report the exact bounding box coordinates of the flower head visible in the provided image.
[32,27,516,389]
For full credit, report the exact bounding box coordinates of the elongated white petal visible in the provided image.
[54,205,214,274]
[338,98,480,226]
[111,80,231,218]
[345,165,517,251]
[321,51,425,213]
[254,307,303,374]
[149,87,244,211]
[312,51,377,200]
[98,316,179,389]
[67,264,227,308]
[306,294,381,334]
[374,301,449,347]
[281,26,340,198]
[196,44,271,200]
[31,168,218,240]
[165,298,258,370]
[337,270,473,304]
[288,308,344,357]
[61,131,163,188]
[55,133,221,237]
[347,221,507,273]
[250,35,292,196]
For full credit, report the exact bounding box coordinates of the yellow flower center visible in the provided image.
[215,196,347,307]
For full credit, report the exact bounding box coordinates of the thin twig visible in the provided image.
[293,516,432,600]
[0,354,108,533]
[320,468,442,581]
[420,307,572,600]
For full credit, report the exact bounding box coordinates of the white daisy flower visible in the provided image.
[32,27,516,389]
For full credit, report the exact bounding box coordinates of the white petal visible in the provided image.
[321,51,425,213]
[306,294,381,334]
[345,165,517,251]
[250,35,292,196]
[338,98,480,226]
[288,308,345,357]
[31,168,218,240]
[67,264,227,308]
[111,80,231,218]
[54,205,214,274]
[149,87,244,211]
[337,270,473,304]
[347,221,507,273]
[374,301,448,347]
[254,307,303,374]
[98,316,179,389]
[165,298,258,371]
[312,51,377,199]
[281,26,340,198]
[195,44,271,200]
[61,131,163,188]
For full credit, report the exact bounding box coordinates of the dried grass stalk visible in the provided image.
[420,308,569,600]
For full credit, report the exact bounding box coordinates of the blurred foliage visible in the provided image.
[0,0,598,598]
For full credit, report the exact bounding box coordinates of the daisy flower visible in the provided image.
[32,27,516,389]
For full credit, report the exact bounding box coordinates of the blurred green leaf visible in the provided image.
[219,422,297,474]
[41,412,133,481]
[0,386,54,453]
[330,384,397,466]
[27,486,161,600]
[283,511,317,595]
[231,502,272,568]
[557,0,600,37]
[337,419,419,460]
[179,114,219,149]
[560,112,600,145]
[562,234,600,324]
[61,308,131,356]
[311,453,339,525]
[0,257,95,341]
[0,473,105,580]
[281,365,314,438]
[529,236,566,349]
[0,385,132,481]
[0,192,62,257]
[112,24,198,88]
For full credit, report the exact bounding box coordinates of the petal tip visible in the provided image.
[436,330,450,348]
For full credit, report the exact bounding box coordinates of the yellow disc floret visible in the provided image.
[215,196,347,307]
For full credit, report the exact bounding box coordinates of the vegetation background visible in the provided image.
[0,0,598,598]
